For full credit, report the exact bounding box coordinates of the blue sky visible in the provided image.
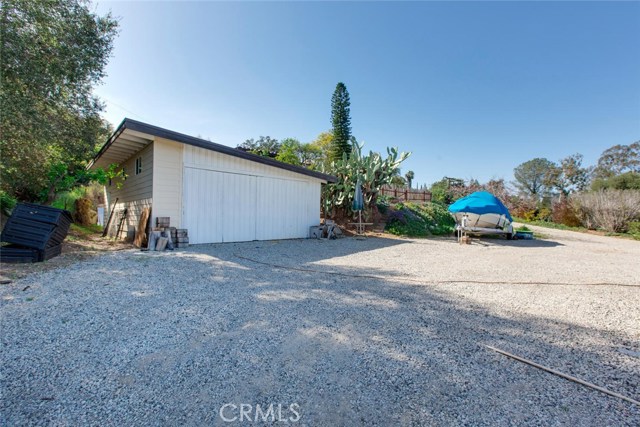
[95,1,640,188]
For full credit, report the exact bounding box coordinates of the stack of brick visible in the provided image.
[152,217,188,250]
[175,229,189,248]
[156,217,170,228]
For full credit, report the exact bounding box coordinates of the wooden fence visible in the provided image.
[380,186,432,202]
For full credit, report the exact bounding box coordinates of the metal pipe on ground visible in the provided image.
[484,344,640,407]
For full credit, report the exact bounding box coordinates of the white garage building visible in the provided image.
[90,119,336,244]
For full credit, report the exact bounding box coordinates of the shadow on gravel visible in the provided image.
[413,234,565,248]
[223,236,410,263]
[1,243,638,426]
[466,238,564,248]
[202,246,638,424]
[236,263,638,425]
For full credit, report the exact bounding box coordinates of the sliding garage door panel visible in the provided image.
[183,168,224,244]
[222,173,257,242]
[257,177,314,240]
[256,177,286,240]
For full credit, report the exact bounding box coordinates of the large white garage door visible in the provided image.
[183,167,319,244]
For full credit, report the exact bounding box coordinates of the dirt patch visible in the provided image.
[0,224,131,283]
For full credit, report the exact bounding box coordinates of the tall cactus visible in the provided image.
[320,142,410,218]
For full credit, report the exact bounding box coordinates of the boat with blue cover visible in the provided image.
[448,191,515,240]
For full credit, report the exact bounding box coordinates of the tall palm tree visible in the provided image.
[405,170,415,189]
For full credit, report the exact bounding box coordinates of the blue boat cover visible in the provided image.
[448,191,513,222]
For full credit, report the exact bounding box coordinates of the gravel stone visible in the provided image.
[1,226,638,425]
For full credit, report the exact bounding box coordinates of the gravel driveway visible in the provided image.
[1,228,639,425]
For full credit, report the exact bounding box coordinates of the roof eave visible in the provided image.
[90,118,338,183]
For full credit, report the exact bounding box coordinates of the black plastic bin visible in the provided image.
[2,203,72,249]
[1,203,72,263]
[0,244,40,263]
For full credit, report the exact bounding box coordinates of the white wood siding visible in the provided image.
[183,146,326,184]
[104,144,153,239]
[152,138,183,229]
[182,145,323,244]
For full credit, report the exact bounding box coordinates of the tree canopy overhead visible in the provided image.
[546,153,591,196]
[275,138,322,167]
[594,141,640,179]
[236,136,281,158]
[330,82,352,161]
[0,0,119,201]
[513,158,556,197]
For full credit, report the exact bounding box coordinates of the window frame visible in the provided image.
[135,157,142,175]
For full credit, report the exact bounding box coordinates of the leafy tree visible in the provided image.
[0,0,119,201]
[405,170,415,189]
[275,138,302,165]
[298,143,323,166]
[429,177,467,204]
[330,82,352,161]
[237,136,280,158]
[593,141,640,179]
[429,179,452,204]
[305,131,334,170]
[484,178,511,202]
[546,153,591,196]
[513,158,556,197]
[275,138,322,166]
[310,131,334,154]
[591,172,640,191]
[42,162,125,204]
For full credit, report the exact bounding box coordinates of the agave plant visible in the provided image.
[320,142,410,218]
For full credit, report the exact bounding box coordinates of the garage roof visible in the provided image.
[90,118,338,183]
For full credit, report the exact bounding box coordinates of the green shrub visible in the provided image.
[51,187,87,214]
[519,209,536,222]
[0,191,17,215]
[385,202,456,237]
[536,207,552,221]
[429,181,452,205]
[519,207,552,222]
[376,195,391,215]
[626,221,640,239]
